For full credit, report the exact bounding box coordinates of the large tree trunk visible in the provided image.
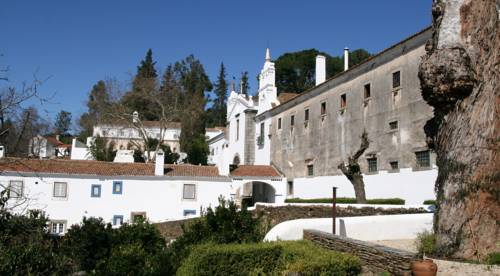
[419,0,499,260]
[338,131,369,203]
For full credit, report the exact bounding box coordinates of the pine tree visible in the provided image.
[239,71,250,95]
[54,110,72,135]
[211,63,228,126]
[78,80,112,139]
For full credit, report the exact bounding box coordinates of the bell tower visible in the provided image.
[257,48,278,114]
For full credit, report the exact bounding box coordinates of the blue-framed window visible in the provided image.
[112,181,123,194]
[91,184,101,197]
[183,209,197,216]
[113,215,124,226]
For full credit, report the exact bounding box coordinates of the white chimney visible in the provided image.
[132,111,139,124]
[344,47,349,71]
[155,149,164,176]
[315,55,326,86]
[0,145,5,158]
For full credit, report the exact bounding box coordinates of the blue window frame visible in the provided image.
[91,184,101,197]
[183,209,197,216]
[112,181,123,194]
[113,215,124,226]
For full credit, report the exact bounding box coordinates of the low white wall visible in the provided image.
[293,168,437,205]
[250,202,433,211]
[264,213,433,242]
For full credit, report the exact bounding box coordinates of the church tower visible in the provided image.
[257,48,278,114]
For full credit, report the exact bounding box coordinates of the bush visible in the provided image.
[485,252,500,265]
[285,197,405,205]
[177,241,362,276]
[415,230,436,257]
[423,199,436,205]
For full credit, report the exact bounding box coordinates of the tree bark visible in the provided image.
[338,131,369,203]
[419,0,499,260]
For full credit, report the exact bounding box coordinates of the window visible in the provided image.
[389,120,398,130]
[321,102,327,117]
[260,122,265,137]
[53,182,67,198]
[131,212,146,223]
[390,161,399,170]
[392,71,401,89]
[367,157,378,173]
[416,150,431,168]
[8,180,23,198]
[50,221,66,235]
[278,118,282,130]
[183,209,197,216]
[290,115,295,127]
[236,119,240,141]
[364,84,371,99]
[113,181,123,194]
[113,215,124,226]
[340,94,347,109]
[183,184,196,200]
[91,184,101,197]
[307,164,314,176]
[304,109,309,121]
[287,181,294,196]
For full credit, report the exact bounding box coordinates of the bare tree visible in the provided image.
[337,130,369,203]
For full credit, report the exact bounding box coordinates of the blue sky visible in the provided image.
[1,1,431,126]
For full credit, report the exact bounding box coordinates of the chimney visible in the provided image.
[132,111,139,124]
[155,149,164,176]
[55,135,60,141]
[0,145,5,158]
[344,47,349,71]
[315,55,326,86]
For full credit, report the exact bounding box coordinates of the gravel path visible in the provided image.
[372,239,500,275]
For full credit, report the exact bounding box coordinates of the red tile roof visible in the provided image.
[0,158,222,178]
[277,92,300,104]
[230,165,281,177]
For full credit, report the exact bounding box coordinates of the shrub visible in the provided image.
[423,199,436,205]
[177,241,362,276]
[285,197,405,205]
[415,230,436,257]
[485,252,500,265]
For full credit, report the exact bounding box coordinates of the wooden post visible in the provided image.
[332,186,337,235]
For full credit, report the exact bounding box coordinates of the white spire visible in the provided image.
[265,48,271,61]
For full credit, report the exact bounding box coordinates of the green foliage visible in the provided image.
[285,197,405,205]
[89,135,116,161]
[0,209,72,275]
[485,252,500,265]
[207,63,228,127]
[275,48,370,93]
[177,241,362,276]
[185,134,209,165]
[423,199,436,205]
[239,71,250,95]
[415,230,437,257]
[168,198,264,273]
[54,110,72,135]
[78,80,112,138]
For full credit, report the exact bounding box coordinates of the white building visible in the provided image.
[29,135,71,159]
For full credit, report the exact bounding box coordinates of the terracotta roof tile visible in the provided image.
[277,92,299,104]
[0,158,222,178]
[230,165,281,177]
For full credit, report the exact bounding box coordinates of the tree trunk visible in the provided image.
[338,131,369,203]
[419,0,499,260]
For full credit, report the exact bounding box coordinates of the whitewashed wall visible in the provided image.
[0,174,232,229]
[254,116,272,165]
[231,178,287,204]
[293,168,437,205]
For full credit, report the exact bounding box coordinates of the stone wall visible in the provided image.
[155,204,428,241]
[304,229,418,275]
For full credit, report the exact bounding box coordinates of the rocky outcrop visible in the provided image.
[419,0,499,259]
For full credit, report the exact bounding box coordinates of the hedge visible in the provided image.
[176,240,361,276]
[285,197,405,205]
[423,199,436,205]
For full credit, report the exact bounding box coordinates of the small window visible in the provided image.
[416,150,431,168]
[236,119,240,141]
[50,221,66,235]
[287,181,294,196]
[304,109,309,121]
[389,121,398,130]
[340,94,347,109]
[53,182,67,198]
[392,71,401,89]
[390,161,399,170]
[91,184,101,198]
[8,180,23,198]
[260,122,265,137]
[113,215,124,226]
[290,115,295,127]
[183,209,197,216]
[364,84,371,99]
[113,181,123,195]
[367,157,378,173]
[278,118,282,130]
[131,212,146,223]
[321,102,327,116]
[307,164,314,176]
[183,184,196,200]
